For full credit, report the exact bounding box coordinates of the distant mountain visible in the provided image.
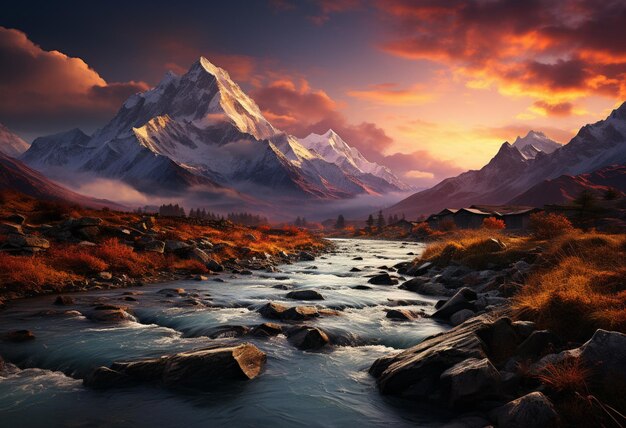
[0,152,125,210]
[0,123,29,157]
[21,57,408,201]
[510,164,626,206]
[387,103,626,218]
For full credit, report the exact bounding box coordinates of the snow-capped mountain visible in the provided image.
[299,130,412,191]
[21,57,408,200]
[512,130,561,159]
[0,123,29,157]
[387,103,626,218]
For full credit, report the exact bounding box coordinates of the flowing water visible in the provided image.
[0,239,452,427]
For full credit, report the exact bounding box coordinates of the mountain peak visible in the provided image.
[324,129,339,138]
[512,129,560,157]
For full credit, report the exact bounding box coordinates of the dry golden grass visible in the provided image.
[514,231,626,341]
[0,252,75,293]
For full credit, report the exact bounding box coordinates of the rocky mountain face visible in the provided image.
[0,151,125,210]
[20,57,407,200]
[0,123,29,158]
[387,103,626,218]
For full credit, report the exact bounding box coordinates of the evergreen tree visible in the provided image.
[302,217,307,227]
[335,214,345,229]
[366,214,374,230]
[376,210,386,229]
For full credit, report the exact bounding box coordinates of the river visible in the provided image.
[0,238,452,427]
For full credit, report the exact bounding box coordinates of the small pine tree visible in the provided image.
[295,216,302,227]
[335,214,345,229]
[377,210,386,230]
[366,214,374,230]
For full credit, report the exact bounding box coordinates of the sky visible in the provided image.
[1,0,625,187]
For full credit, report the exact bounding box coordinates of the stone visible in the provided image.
[144,240,165,253]
[368,273,399,285]
[431,288,477,320]
[352,256,363,261]
[54,295,74,306]
[206,259,224,272]
[298,251,315,261]
[87,308,136,323]
[440,357,500,407]
[406,261,433,276]
[3,329,35,342]
[95,271,112,281]
[400,277,452,296]
[164,240,190,253]
[77,226,100,241]
[285,290,324,301]
[352,285,372,290]
[6,214,26,225]
[7,234,50,249]
[511,320,536,339]
[491,392,558,428]
[578,329,626,394]
[74,217,103,227]
[158,288,185,295]
[476,317,521,364]
[194,275,208,281]
[287,326,330,350]
[250,322,283,337]
[0,222,23,235]
[207,325,251,339]
[257,302,337,321]
[449,309,475,326]
[84,343,266,390]
[370,317,490,397]
[385,309,422,321]
[187,247,210,264]
[515,330,560,359]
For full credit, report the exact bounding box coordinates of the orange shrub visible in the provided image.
[530,212,574,239]
[164,256,208,274]
[49,246,108,274]
[93,238,158,277]
[482,217,505,230]
[0,252,73,292]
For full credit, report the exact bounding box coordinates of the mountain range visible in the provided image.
[19,57,409,203]
[387,104,626,218]
[0,123,29,158]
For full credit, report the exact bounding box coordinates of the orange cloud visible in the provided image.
[377,0,626,112]
[530,101,575,117]
[347,83,432,106]
[0,26,148,132]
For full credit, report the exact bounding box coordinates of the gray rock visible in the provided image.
[298,251,315,261]
[7,234,50,249]
[491,392,558,428]
[287,326,330,350]
[578,329,626,393]
[84,343,266,389]
[515,330,559,359]
[165,240,190,252]
[450,309,476,326]
[511,320,536,339]
[476,317,521,364]
[406,262,432,276]
[440,357,500,407]
[385,308,422,321]
[432,288,477,320]
[368,273,399,285]
[144,240,165,253]
[286,289,324,301]
[257,302,337,321]
[250,322,283,337]
[188,247,210,264]
[206,259,224,272]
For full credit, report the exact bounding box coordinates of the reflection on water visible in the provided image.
[0,239,450,427]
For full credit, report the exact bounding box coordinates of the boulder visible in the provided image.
[144,240,165,253]
[3,329,35,342]
[74,217,103,227]
[158,288,185,296]
[352,285,372,290]
[515,330,559,359]
[206,259,224,272]
[285,290,324,301]
[449,309,475,326]
[250,322,283,337]
[431,288,477,320]
[406,261,433,276]
[370,317,489,397]
[385,309,422,321]
[77,226,100,241]
[187,247,210,264]
[87,308,136,323]
[578,329,626,394]
[7,234,50,250]
[298,251,315,261]
[287,326,330,350]
[491,392,558,428]
[54,295,74,306]
[475,317,521,364]
[350,267,361,272]
[164,240,190,253]
[84,343,266,390]
[207,325,251,339]
[368,273,399,285]
[440,357,500,407]
[400,277,452,296]
[257,302,337,321]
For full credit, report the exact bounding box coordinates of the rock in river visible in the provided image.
[287,326,330,350]
[285,290,324,301]
[257,302,338,321]
[84,343,266,390]
[368,273,399,285]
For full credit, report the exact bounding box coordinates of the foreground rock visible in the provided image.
[286,326,330,350]
[84,343,266,390]
[490,392,558,428]
[368,273,399,285]
[285,290,324,301]
[440,357,500,407]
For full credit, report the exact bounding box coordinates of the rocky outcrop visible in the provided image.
[84,343,266,390]
[490,392,558,428]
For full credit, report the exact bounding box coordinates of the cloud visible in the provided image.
[377,0,626,111]
[347,83,432,106]
[308,0,363,25]
[383,151,464,186]
[530,100,575,117]
[0,27,148,133]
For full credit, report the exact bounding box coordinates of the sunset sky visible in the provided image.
[2,0,625,187]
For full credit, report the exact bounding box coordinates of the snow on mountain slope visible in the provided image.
[299,129,411,191]
[21,57,408,200]
[386,102,626,218]
[512,130,561,158]
[0,123,29,157]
